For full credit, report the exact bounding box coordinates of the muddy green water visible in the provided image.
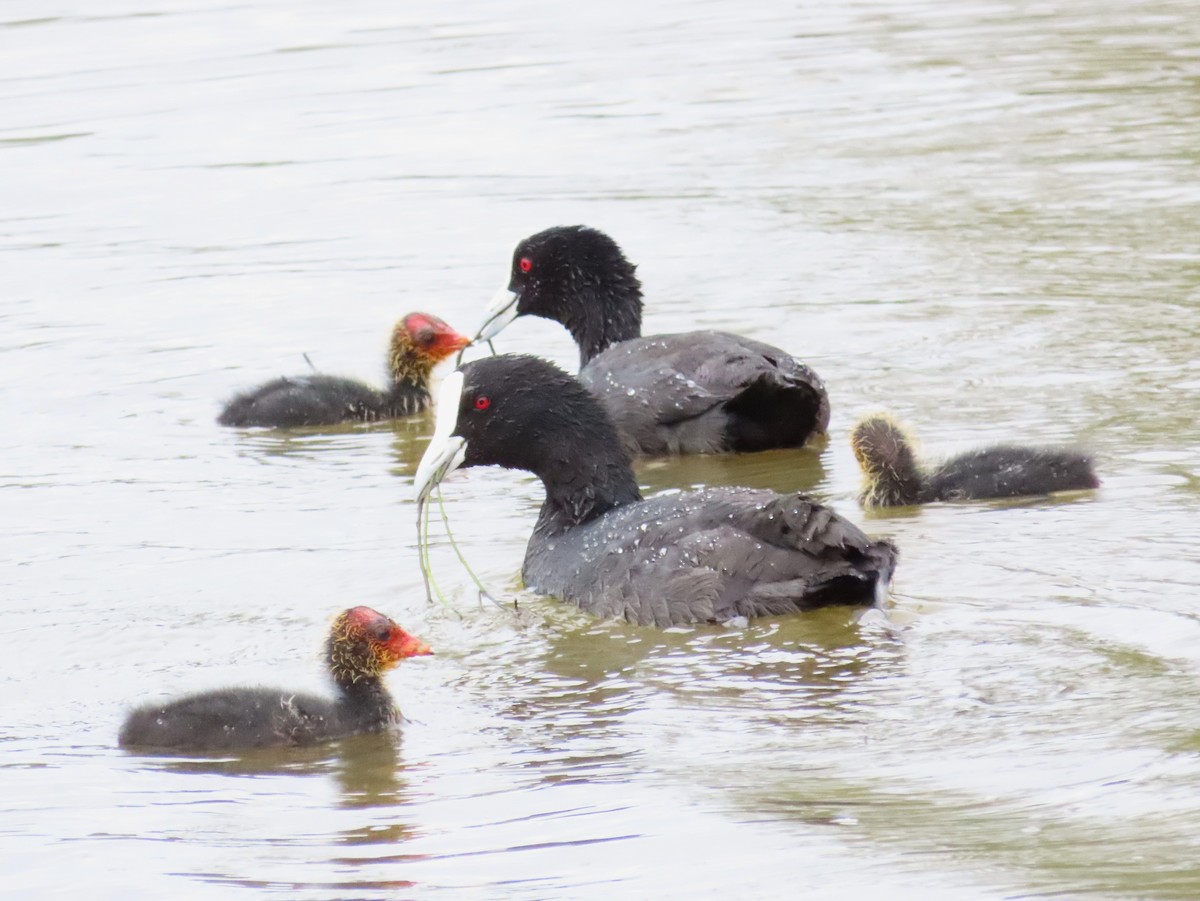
[2,0,1199,897]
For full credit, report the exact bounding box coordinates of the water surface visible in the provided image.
[3,0,1199,897]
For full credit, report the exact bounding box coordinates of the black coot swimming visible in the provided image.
[118,607,432,751]
[471,226,830,457]
[218,312,469,428]
[851,414,1100,508]
[414,355,896,627]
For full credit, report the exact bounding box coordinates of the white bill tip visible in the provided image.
[414,371,467,502]
[473,287,520,344]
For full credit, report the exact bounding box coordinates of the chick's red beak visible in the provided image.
[432,328,471,358]
[392,629,434,658]
[404,313,471,360]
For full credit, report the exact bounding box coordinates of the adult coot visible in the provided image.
[118,607,432,751]
[472,226,829,456]
[851,414,1100,509]
[218,312,469,427]
[414,355,896,627]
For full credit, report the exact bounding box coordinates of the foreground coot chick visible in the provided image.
[851,414,1100,509]
[472,226,830,456]
[118,607,432,752]
[218,312,469,428]
[414,355,896,627]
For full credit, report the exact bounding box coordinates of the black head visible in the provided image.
[460,354,627,472]
[474,226,642,360]
[414,354,641,522]
[483,226,642,363]
[505,226,631,314]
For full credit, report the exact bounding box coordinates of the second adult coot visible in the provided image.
[851,414,1099,508]
[218,312,469,428]
[472,226,830,457]
[415,354,896,627]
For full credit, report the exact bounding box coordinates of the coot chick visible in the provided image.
[472,226,830,457]
[118,607,432,752]
[218,312,469,428]
[851,414,1100,509]
[414,355,896,627]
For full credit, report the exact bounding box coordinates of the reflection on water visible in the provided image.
[130,733,413,823]
[636,443,829,497]
[3,0,1200,897]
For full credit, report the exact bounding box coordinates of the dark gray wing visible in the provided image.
[528,487,897,627]
[580,331,828,455]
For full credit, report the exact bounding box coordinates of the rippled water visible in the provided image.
[3,0,1199,897]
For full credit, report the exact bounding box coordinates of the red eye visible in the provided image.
[518,257,532,273]
[474,395,491,410]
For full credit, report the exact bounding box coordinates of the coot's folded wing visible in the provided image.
[541,487,897,626]
[581,332,829,455]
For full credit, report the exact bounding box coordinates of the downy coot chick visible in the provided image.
[851,414,1100,509]
[218,312,469,428]
[472,226,830,457]
[414,355,896,628]
[118,607,432,751]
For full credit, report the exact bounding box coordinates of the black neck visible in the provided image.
[461,353,643,536]
[532,449,642,538]
[562,281,643,366]
[333,676,397,730]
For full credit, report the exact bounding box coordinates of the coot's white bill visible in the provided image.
[473,287,520,344]
[414,370,466,503]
